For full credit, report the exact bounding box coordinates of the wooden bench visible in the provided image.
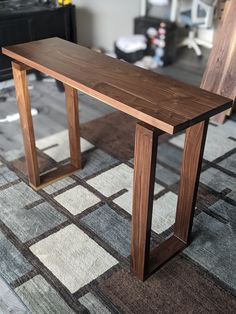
[2,38,233,281]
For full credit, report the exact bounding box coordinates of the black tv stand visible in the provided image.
[0,4,77,82]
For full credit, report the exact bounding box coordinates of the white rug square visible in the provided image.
[87,164,133,197]
[87,163,177,234]
[114,183,164,215]
[115,190,177,234]
[54,186,100,215]
[151,192,177,234]
[30,224,118,293]
[36,130,94,162]
[87,163,164,198]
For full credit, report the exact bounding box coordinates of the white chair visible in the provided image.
[179,0,218,57]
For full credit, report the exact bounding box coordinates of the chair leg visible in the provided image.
[131,121,208,281]
[178,29,202,56]
[195,37,213,49]
[191,40,202,57]
[178,37,190,48]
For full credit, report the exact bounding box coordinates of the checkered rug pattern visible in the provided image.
[0,111,235,313]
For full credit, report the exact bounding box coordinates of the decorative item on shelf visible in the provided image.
[114,35,147,63]
[58,0,72,5]
[134,16,177,67]
[146,23,167,67]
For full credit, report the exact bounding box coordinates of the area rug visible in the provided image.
[0,108,235,313]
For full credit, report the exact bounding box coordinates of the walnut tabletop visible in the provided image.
[2,37,232,133]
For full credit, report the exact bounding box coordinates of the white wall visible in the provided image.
[73,0,141,51]
[73,0,215,51]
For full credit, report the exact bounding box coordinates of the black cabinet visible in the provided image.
[0,5,77,81]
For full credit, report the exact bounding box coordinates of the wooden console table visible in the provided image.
[2,38,232,281]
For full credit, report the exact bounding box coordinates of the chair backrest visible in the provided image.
[192,0,218,28]
[201,0,236,122]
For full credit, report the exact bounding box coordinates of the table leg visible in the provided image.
[131,120,208,281]
[12,61,82,190]
[12,61,40,187]
[131,122,160,281]
[64,84,81,169]
[174,120,208,243]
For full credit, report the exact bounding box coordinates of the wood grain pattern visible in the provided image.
[131,123,161,280]
[148,235,186,275]
[12,61,40,187]
[64,84,81,168]
[174,121,208,243]
[201,0,236,122]
[2,38,232,134]
[34,164,78,191]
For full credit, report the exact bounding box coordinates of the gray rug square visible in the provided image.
[43,177,76,195]
[157,142,182,171]
[0,231,32,284]
[209,200,236,224]
[218,153,236,174]
[155,164,180,186]
[80,204,131,257]
[15,275,75,314]
[0,182,41,210]
[0,166,18,187]
[0,201,67,243]
[0,275,30,314]
[184,212,236,290]
[200,167,236,201]
[79,292,112,314]
[75,148,118,179]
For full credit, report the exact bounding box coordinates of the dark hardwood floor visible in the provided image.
[156,47,210,86]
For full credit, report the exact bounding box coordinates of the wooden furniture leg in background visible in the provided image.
[12,61,82,190]
[131,120,208,281]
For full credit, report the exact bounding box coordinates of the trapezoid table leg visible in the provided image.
[12,61,82,190]
[131,120,208,281]
[12,61,40,188]
[64,83,81,169]
[131,122,161,281]
[174,120,208,244]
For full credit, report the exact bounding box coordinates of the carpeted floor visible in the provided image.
[0,71,236,313]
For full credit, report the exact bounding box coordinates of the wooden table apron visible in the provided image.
[3,38,232,281]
